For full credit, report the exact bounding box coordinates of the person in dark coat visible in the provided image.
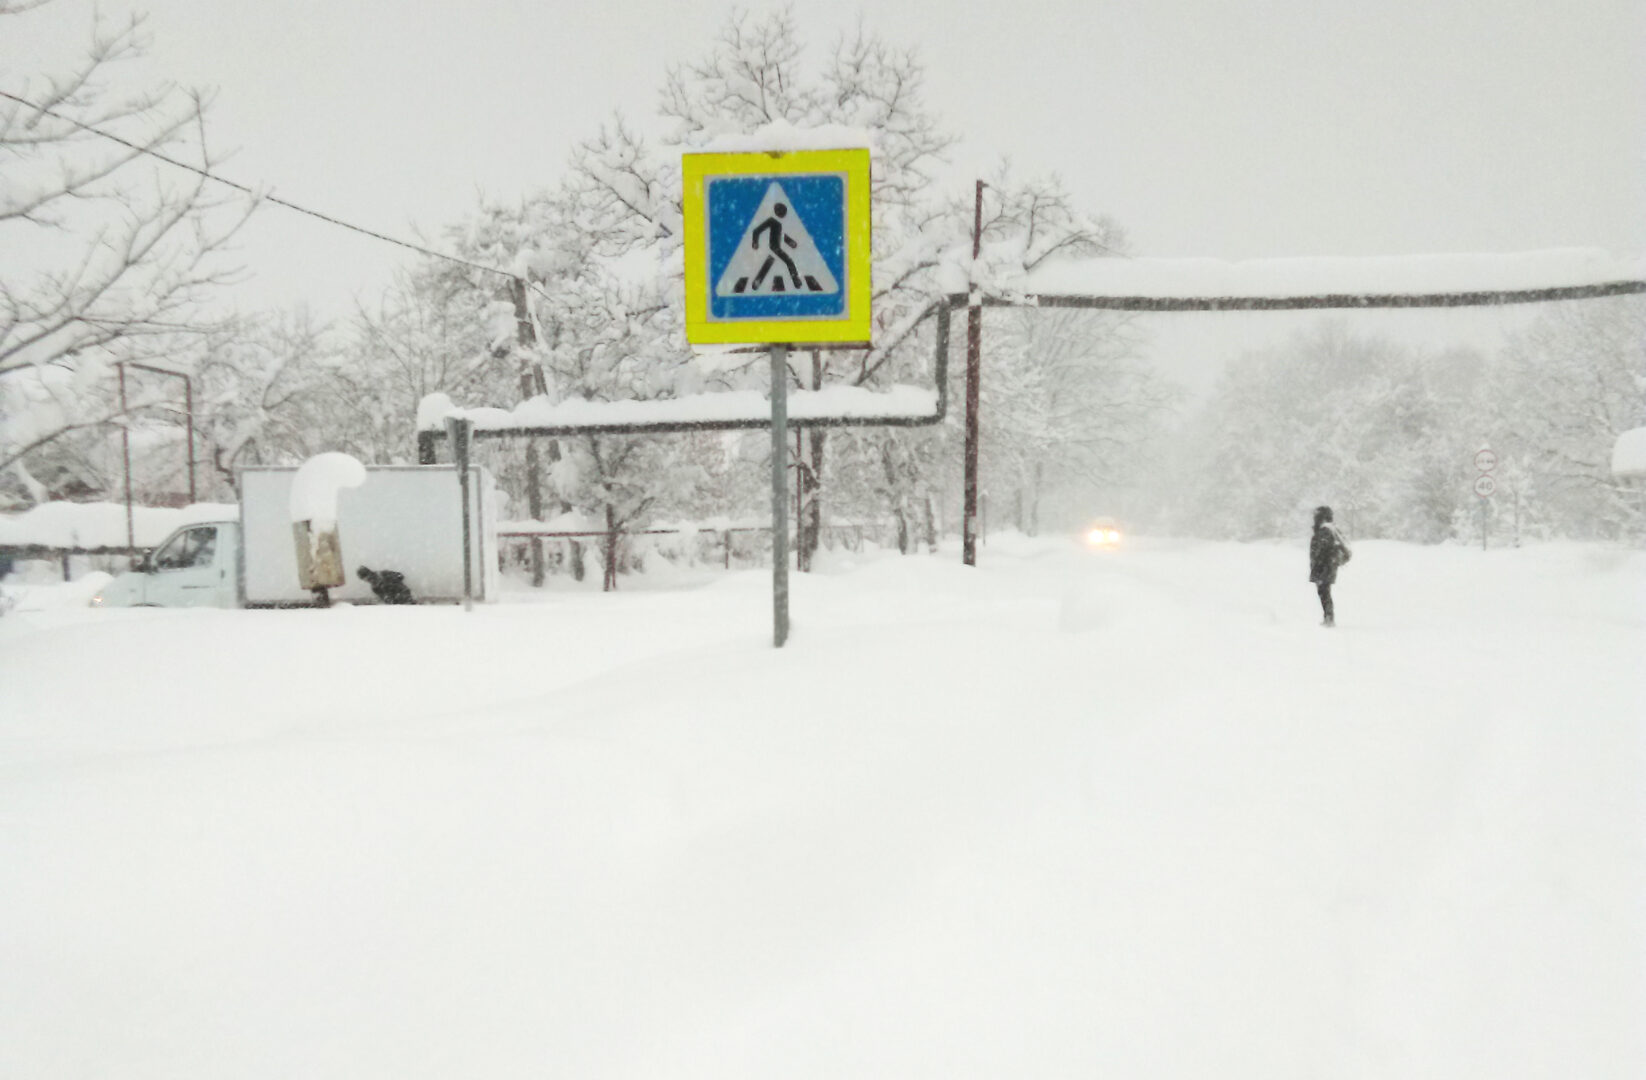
[357,565,414,604]
[1308,505,1351,626]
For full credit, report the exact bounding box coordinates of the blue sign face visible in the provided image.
[706,173,847,323]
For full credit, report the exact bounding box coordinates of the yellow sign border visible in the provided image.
[682,148,872,345]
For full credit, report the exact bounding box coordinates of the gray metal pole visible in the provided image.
[770,343,790,647]
[447,416,475,611]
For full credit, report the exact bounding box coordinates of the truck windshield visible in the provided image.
[153,526,218,570]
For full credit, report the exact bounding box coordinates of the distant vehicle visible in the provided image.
[1083,518,1124,549]
[91,465,495,608]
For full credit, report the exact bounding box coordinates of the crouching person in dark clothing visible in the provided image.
[358,566,414,604]
[1308,506,1351,627]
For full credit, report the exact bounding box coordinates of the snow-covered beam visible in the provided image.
[417,297,953,458]
[418,385,941,437]
[990,248,1646,311]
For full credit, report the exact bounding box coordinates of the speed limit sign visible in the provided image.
[1474,474,1497,497]
[1475,448,1498,472]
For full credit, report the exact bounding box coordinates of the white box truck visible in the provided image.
[92,465,496,608]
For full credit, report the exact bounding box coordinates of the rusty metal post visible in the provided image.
[123,362,195,504]
[119,363,134,559]
[963,179,985,566]
[183,374,196,504]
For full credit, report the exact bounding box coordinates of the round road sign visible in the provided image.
[1475,448,1498,472]
[1474,474,1497,497]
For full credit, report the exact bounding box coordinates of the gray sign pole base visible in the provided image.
[770,343,790,647]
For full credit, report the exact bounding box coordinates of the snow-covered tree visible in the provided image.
[1488,296,1646,541]
[1171,322,1490,541]
[981,306,1175,534]
[0,1,251,506]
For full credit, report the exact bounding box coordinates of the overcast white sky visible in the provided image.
[16,0,1646,397]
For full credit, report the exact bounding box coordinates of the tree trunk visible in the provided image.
[800,428,826,571]
[570,536,586,582]
[1029,461,1043,537]
[923,494,938,553]
[602,503,620,592]
[522,436,545,586]
[894,506,910,554]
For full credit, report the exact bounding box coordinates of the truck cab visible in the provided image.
[93,521,241,608]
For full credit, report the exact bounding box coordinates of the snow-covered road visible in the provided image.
[3,537,1642,1078]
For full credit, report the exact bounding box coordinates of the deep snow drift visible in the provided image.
[2,537,1642,1078]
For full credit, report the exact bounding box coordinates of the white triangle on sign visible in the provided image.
[714,182,840,298]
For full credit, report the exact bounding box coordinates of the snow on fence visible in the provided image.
[497,519,887,572]
[0,501,240,581]
[0,501,238,554]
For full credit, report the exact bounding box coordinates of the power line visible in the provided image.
[0,87,531,288]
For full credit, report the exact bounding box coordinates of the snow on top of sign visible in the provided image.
[1011,248,1646,299]
[690,120,876,155]
[1612,427,1646,478]
[0,501,239,550]
[418,385,936,433]
[289,452,367,529]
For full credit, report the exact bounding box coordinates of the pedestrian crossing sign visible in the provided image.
[682,148,871,344]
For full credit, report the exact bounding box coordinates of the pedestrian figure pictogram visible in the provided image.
[744,204,818,293]
[714,182,839,299]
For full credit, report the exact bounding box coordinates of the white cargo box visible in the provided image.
[239,465,496,606]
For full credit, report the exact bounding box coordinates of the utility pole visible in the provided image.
[511,275,547,587]
[963,179,986,566]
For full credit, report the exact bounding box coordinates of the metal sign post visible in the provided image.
[1474,447,1497,551]
[769,345,790,646]
[682,147,872,647]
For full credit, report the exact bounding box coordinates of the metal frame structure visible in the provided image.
[416,299,957,646]
[117,362,196,558]
[415,299,954,463]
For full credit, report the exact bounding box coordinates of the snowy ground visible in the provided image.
[3,536,1642,1078]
